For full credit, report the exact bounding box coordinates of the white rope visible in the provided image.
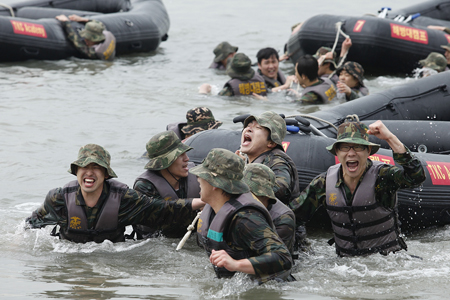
[0,3,14,17]
[285,114,339,131]
[328,22,350,79]
[176,211,201,251]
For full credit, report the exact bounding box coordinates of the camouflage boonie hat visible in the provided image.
[80,21,105,43]
[226,53,255,80]
[326,122,380,156]
[243,111,286,149]
[440,44,450,53]
[313,46,337,68]
[419,52,447,72]
[189,148,249,194]
[145,131,192,170]
[181,107,223,135]
[243,164,276,201]
[337,61,365,87]
[213,41,238,63]
[69,144,117,178]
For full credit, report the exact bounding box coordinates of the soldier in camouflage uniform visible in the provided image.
[26,144,204,243]
[55,14,116,61]
[181,107,223,138]
[294,54,337,104]
[314,38,353,85]
[243,164,296,255]
[190,148,293,283]
[209,41,238,70]
[133,131,201,238]
[336,61,369,101]
[236,111,300,205]
[418,52,448,76]
[289,121,426,257]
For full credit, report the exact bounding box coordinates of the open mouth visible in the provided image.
[84,178,95,188]
[242,133,252,146]
[346,161,359,172]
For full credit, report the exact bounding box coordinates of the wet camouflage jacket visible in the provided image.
[225,207,293,282]
[133,177,195,237]
[218,86,234,96]
[269,204,296,255]
[26,180,196,232]
[289,147,426,227]
[251,150,300,204]
[61,20,102,59]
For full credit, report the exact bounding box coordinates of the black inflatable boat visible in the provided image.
[0,0,169,61]
[185,128,450,233]
[286,0,450,75]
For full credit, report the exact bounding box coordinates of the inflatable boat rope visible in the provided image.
[328,21,350,79]
[0,3,14,16]
[176,211,202,251]
[286,114,338,131]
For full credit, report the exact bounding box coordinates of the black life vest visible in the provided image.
[225,73,268,96]
[59,179,127,243]
[325,162,405,256]
[302,78,337,103]
[197,193,274,279]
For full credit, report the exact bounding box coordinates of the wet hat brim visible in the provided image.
[441,45,450,52]
[80,29,105,43]
[326,137,380,156]
[69,157,117,178]
[226,67,255,80]
[145,143,192,170]
[189,164,250,195]
[214,46,238,63]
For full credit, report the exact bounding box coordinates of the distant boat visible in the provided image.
[286,0,450,75]
[0,0,170,61]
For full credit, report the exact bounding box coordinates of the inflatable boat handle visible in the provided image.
[294,116,328,137]
[377,7,391,18]
[287,125,300,133]
[404,13,420,23]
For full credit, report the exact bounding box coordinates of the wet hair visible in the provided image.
[256,48,279,64]
[296,54,318,81]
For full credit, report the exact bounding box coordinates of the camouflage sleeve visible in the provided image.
[273,214,296,255]
[60,20,97,59]
[289,172,327,227]
[25,187,67,228]
[218,85,234,96]
[376,146,426,208]
[298,91,321,104]
[230,209,292,282]
[117,189,197,230]
[133,179,161,198]
[346,89,362,101]
[269,159,294,204]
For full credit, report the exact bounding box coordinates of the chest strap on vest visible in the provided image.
[331,212,395,230]
[325,202,379,213]
[333,226,397,243]
[335,239,400,256]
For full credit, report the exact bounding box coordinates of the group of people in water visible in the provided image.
[28,14,438,283]
[26,104,426,282]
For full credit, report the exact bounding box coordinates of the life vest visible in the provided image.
[132,162,200,238]
[352,85,369,97]
[93,31,116,61]
[166,121,187,140]
[321,73,339,86]
[302,78,337,103]
[259,70,286,89]
[225,73,268,96]
[209,61,226,70]
[197,193,275,279]
[59,179,127,243]
[252,149,300,204]
[325,162,405,256]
